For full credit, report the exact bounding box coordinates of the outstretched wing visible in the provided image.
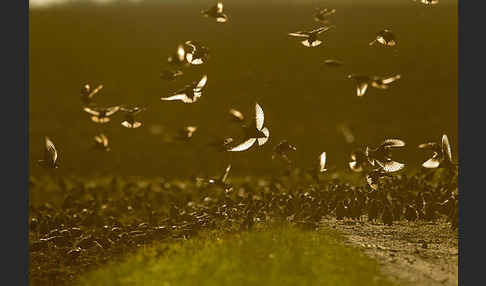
[418,142,437,149]
[288,32,309,38]
[302,40,322,47]
[195,75,208,91]
[88,84,103,99]
[382,139,406,148]
[312,25,334,34]
[422,155,440,169]
[106,106,120,116]
[356,81,368,97]
[44,136,57,164]
[220,164,231,183]
[381,74,401,84]
[83,107,100,116]
[161,94,192,103]
[377,159,405,173]
[255,102,265,130]
[217,1,224,13]
[442,134,452,162]
[257,127,270,146]
[227,138,256,152]
[319,151,327,172]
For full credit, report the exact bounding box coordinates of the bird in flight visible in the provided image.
[322,59,343,68]
[366,139,406,173]
[201,0,229,23]
[418,134,455,169]
[92,134,110,152]
[120,106,146,128]
[314,8,336,24]
[83,105,120,123]
[38,136,59,168]
[272,140,297,164]
[369,29,397,47]
[161,75,208,104]
[80,84,103,106]
[175,126,198,141]
[185,41,210,65]
[228,102,270,152]
[288,26,334,47]
[347,74,401,97]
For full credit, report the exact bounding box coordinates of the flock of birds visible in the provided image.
[37,0,455,193]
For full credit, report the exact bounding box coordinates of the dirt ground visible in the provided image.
[321,218,458,286]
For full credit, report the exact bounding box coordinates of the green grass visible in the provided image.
[77,225,398,286]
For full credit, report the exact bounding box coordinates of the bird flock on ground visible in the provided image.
[37,0,454,199]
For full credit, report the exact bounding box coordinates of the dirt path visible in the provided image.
[321,218,458,286]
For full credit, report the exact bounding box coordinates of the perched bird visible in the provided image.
[83,106,120,123]
[348,149,370,173]
[167,44,188,67]
[92,134,110,152]
[176,126,198,141]
[322,59,343,67]
[229,108,245,123]
[160,69,184,81]
[38,136,59,168]
[347,74,401,97]
[228,102,270,152]
[314,8,336,24]
[366,169,392,190]
[369,29,397,47]
[161,75,208,104]
[418,134,456,169]
[80,84,103,106]
[272,140,297,163]
[120,106,146,128]
[201,1,228,23]
[366,139,406,172]
[288,26,334,47]
[185,41,210,65]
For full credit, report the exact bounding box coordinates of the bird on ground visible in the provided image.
[228,102,270,152]
[347,74,401,97]
[369,29,397,47]
[314,8,336,24]
[38,136,59,169]
[201,1,228,23]
[161,75,208,103]
[83,106,120,123]
[288,26,334,47]
[418,134,456,169]
[80,84,103,106]
[185,41,210,65]
[92,134,110,152]
[120,106,146,128]
[365,139,406,173]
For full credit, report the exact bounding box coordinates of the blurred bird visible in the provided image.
[369,29,397,47]
[80,84,103,106]
[272,140,297,164]
[322,59,343,67]
[228,102,270,152]
[167,44,188,67]
[336,123,355,144]
[288,26,334,47]
[347,74,401,97]
[201,0,228,23]
[418,134,456,169]
[314,8,336,24]
[208,164,232,190]
[160,69,184,81]
[175,126,198,141]
[366,169,392,190]
[414,0,439,5]
[92,134,110,152]
[120,106,146,128]
[161,75,208,103]
[185,41,210,65]
[83,106,120,123]
[38,136,59,168]
[366,139,406,172]
[229,108,245,123]
[348,149,371,173]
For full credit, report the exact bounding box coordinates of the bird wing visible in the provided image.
[255,102,265,130]
[88,84,103,99]
[382,139,406,148]
[381,74,401,84]
[177,45,186,62]
[349,161,363,172]
[216,14,228,23]
[161,94,192,103]
[229,109,245,121]
[377,159,405,173]
[83,107,100,116]
[106,106,120,116]
[288,32,310,38]
[302,39,322,47]
[257,127,270,146]
[418,142,437,149]
[319,152,327,172]
[312,25,334,34]
[366,174,378,190]
[356,81,368,97]
[217,1,224,13]
[195,75,208,91]
[220,164,231,183]
[228,138,256,152]
[442,134,452,162]
[44,136,57,164]
[422,156,441,169]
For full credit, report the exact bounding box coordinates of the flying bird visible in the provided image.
[160,69,184,81]
[175,126,198,141]
[314,8,336,24]
[311,151,328,182]
[322,59,343,67]
[288,26,334,47]
[83,106,120,123]
[418,134,455,169]
[201,1,228,23]
[161,75,208,103]
[92,134,110,152]
[38,136,59,168]
[369,29,397,47]
[120,106,146,128]
[347,74,401,97]
[228,102,270,152]
[185,41,210,65]
[272,140,297,164]
[365,139,406,173]
[80,84,103,106]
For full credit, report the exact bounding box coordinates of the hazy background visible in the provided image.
[29,0,457,178]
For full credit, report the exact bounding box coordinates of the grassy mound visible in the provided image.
[78,225,397,286]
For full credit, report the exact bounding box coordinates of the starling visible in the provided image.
[120,106,146,128]
[365,139,406,172]
[201,1,229,23]
[228,102,270,152]
[83,106,120,123]
[184,41,210,65]
[92,134,110,152]
[369,29,397,47]
[288,25,334,47]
